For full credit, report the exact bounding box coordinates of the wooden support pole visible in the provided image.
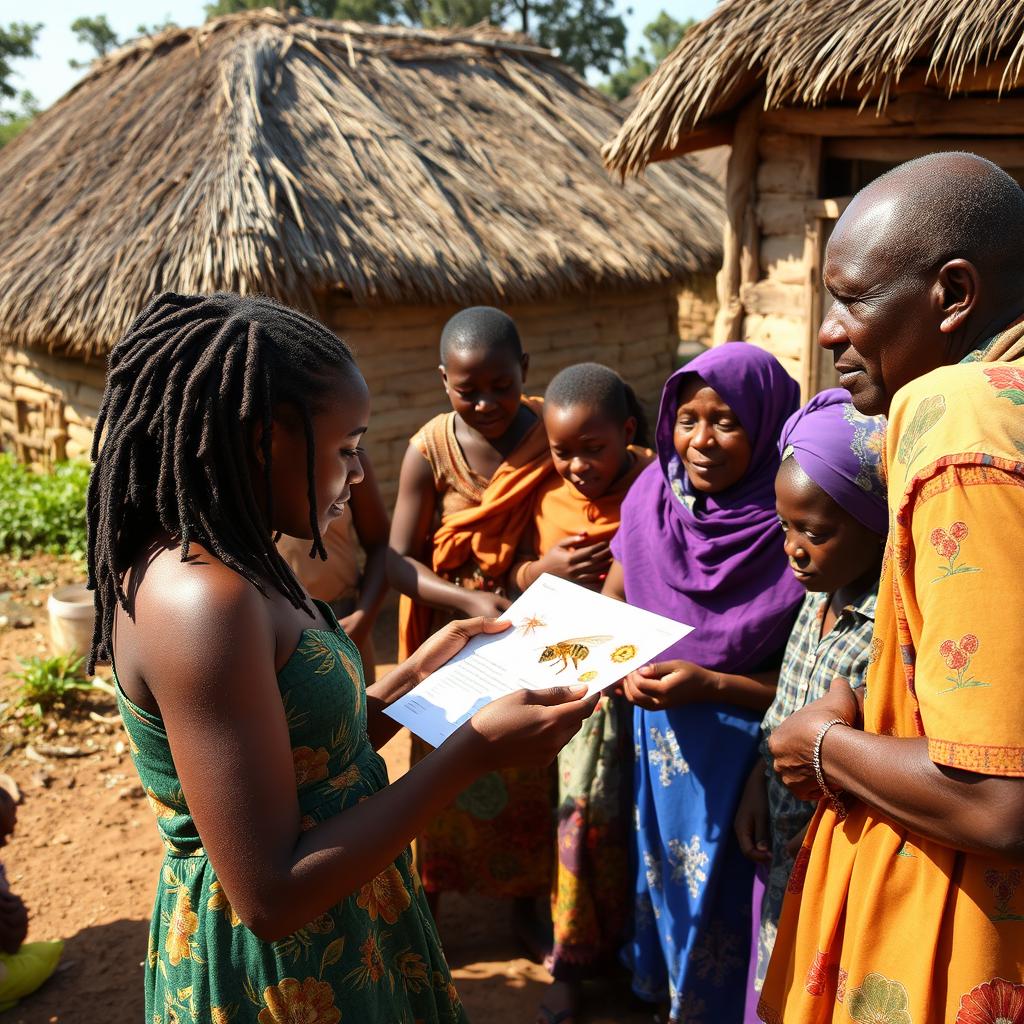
[713,97,761,345]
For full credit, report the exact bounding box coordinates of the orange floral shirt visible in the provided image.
[759,355,1024,1024]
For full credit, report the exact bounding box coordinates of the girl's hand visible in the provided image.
[462,685,599,772]
[767,677,859,801]
[339,609,370,648]
[460,591,512,619]
[622,660,717,709]
[785,822,810,858]
[409,617,512,683]
[538,535,613,586]
[734,762,772,863]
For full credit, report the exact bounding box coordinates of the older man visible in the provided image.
[761,152,1024,1023]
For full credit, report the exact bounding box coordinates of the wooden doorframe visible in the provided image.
[801,196,852,400]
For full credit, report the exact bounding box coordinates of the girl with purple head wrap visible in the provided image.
[776,387,888,536]
[606,343,803,1023]
[733,388,886,1011]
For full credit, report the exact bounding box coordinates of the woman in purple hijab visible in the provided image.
[606,343,803,1023]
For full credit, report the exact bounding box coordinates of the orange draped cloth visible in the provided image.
[528,445,654,558]
[397,397,558,899]
[759,323,1024,1023]
[397,396,554,660]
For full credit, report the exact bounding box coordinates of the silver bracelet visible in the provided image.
[812,718,848,821]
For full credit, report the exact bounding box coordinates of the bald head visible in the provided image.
[836,152,1024,287]
[439,306,523,366]
[820,152,1024,416]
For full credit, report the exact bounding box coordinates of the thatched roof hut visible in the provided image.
[604,0,1024,394]
[0,10,723,495]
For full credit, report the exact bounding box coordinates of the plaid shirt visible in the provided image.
[754,582,878,990]
[761,584,878,736]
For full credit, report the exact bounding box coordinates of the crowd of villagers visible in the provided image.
[1,151,1023,1024]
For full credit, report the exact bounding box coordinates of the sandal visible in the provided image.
[536,980,579,1024]
[536,1006,576,1024]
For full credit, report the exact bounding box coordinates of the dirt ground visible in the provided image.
[0,553,648,1024]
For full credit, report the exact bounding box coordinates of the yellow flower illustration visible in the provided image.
[147,787,177,820]
[326,765,361,792]
[366,935,386,983]
[357,864,412,924]
[207,881,241,927]
[301,635,339,676]
[847,972,912,1024]
[345,931,400,990]
[165,889,200,967]
[292,746,330,787]
[395,949,429,993]
[338,648,364,704]
[257,977,341,1024]
[307,912,335,935]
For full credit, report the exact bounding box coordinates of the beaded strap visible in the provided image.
[812,718,848,821]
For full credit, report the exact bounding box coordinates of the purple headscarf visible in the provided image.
[778,388,888,536]
[612,343,804,673]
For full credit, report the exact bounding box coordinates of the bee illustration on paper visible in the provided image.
[539,636,613,673]
[518,614,547,637]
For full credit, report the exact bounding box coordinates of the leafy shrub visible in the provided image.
[8,652,94,726]
[0,453,90,557]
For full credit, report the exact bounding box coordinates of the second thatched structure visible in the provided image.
[0,10,722,499]
[605,0,1024,396]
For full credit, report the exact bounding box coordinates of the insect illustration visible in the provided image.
[539,636,612,673]
[518,614,547,637]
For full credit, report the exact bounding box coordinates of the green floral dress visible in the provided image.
[116,603,467,1024]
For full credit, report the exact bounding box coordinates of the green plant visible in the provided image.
[8,652,94,726]
[0,453,90,557]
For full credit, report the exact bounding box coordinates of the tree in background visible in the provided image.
[0,22,40,100]
[204,0,626,76]
[0,21,41,148]
[69,14,179,68]
[513,0,626,76]
[600,10,692,100]
[69,15,120,67]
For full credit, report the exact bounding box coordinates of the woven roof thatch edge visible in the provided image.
[0,9,724,358]
[604,0,1024,177]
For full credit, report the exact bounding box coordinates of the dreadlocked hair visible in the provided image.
[544,362,650,448]
[86,291,359,672]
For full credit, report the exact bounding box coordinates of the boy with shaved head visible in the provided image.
[762,153,1024,1022]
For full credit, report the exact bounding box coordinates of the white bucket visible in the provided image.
[47,584,95,660]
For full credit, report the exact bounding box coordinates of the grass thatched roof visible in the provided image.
[605,0,1024,176]
[0,9,722,359]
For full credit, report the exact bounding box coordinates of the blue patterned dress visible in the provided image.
[611,345,804,1022]
[628,699,771,1021]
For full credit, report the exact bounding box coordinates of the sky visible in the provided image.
[4,0,716,110]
